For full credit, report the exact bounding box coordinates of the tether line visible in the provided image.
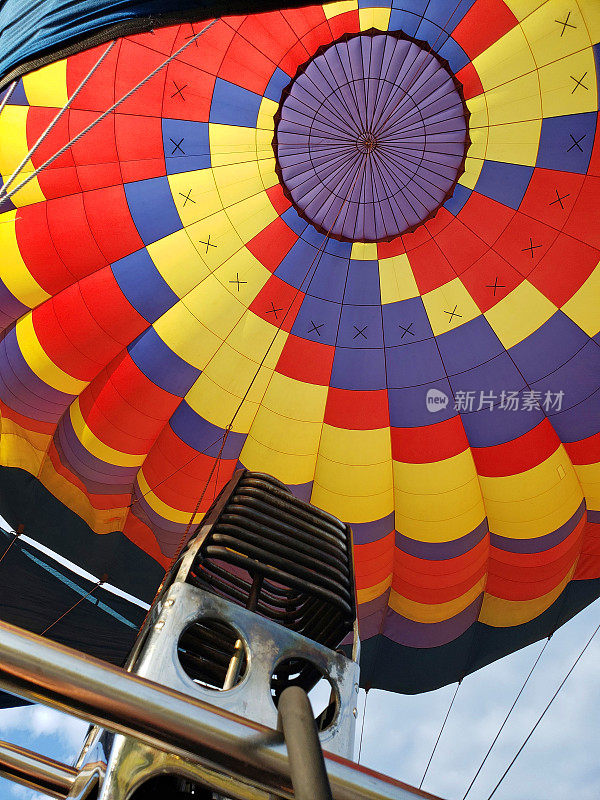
[420,679,462,789]
[487,617,600,800]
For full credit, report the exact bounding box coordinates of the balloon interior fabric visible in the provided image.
[0,0,599,696]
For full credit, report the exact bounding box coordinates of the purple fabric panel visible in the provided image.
[54,412,139,493]
[381,594,483,648]
[352,512,395,545]
[490,500,586,554]
[0,327,74,423]
[275,32,469,241]
[395,517,488,560]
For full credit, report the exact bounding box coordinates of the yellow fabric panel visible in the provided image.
[324,0,358,19]
[484,281,556,348]
[573,462,600,512]
[258,154,279,189]
[539,49,598,117]
[257,97,278,132]
[0,107,45,207]
[214,161,265,209]
[312,480,394,524]
[22,59,68,107]
[357,574,392,604]
[579,0,600,43]
[0,211,50,309]
[154,301,222,371]
[188,210,244,269]
[458,156,485,189]
[227,309,287,368]
[209,123,258,167]
[70,399,145,468]
[378,253,419,304]
[184,274,245,340]
[393,456,485,543]
[561,261,600,336]
[169,169,222,226]
[214,247,271,308]
[147,230,211,297]
[318,424,391,467]
[186,368,260,433]
[473,25,536,92]
[485,119,541,166]
[225,191,277,245]
[389,577,486,623]
[466,118,489,161]
[241,405,322,482]
[0,416,49,476]
[502,0,546,22]
[351,242,378,260]
[522,2,591,66]
[260,371,328,422]
[480,567,575,627]
[484,73,541,126]
[16,314,87,395]
[137,469,203,525]
[312,425,393,522]
[40,458,129,534]
[359,7,391,30]
[481,449,583,539]
[421,277,481,335]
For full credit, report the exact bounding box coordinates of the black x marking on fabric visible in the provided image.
[399,322,414,338]
[229,274,247,291]
[522,237,542,258]
[353,325,368,340]
[486,276,506,296]
[170,137,185,155]
[308,320,324,336]
[555,12,576,36]
[199,235,217,253]
[443,305,462,323]
[171,81,188,100]
[179,189,194,206]
[571,72,588,93]
[550,189,570,208]
[266,301,283,320]
[185,25,199,46]
[568,133,586,152]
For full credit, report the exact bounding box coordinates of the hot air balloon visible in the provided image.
[0,0,598,711]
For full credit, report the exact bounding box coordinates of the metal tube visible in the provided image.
[0,620,443,800]
[278,686,333,800]
[0,739,76,799]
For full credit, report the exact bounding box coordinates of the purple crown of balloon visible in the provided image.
[273,30,471,242]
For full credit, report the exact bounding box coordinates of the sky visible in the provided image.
[1,595,600,800]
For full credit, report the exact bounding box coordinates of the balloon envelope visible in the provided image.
[0,0,599,694]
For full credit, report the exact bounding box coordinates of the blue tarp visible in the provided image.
[0,0,302,88]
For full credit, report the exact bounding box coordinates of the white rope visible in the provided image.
[0,81,17,115]
[0,18,218,204]
[0,40,117,196]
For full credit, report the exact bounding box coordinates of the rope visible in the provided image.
[0,19,218,204]
[0,81,17,115]
[40,578,104,636]
[420,680,462,789]
[357,689,369,764]
[0,41,116,198]
[487,618,600,800]
[462,637,550,800]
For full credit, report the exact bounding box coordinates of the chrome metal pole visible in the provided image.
[0,739,76,799]
[0,620,443,800]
